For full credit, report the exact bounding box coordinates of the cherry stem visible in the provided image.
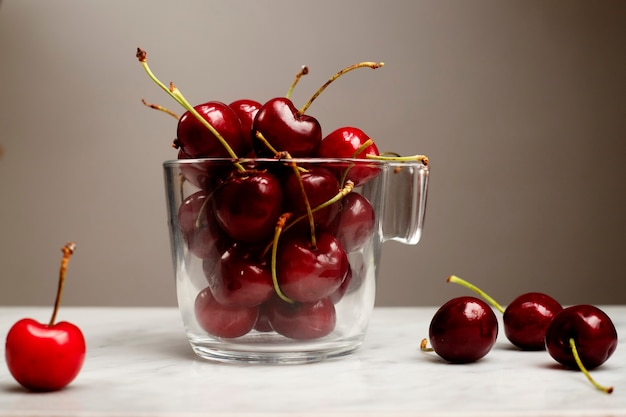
[366,153,429,166]
[255,131,281,156]
[271,213,296,304]
[261,181,355,258]
[298,61,384,115]
[285,65,309,99]
[49,242,76,326]
[136,48,245,172]
[287,159,317,248]
[569,338,614,394]
[141,98,180,120]
[446,275,506,314]
[419,338,434,352]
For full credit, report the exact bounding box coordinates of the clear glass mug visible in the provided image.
[163,157,429,364]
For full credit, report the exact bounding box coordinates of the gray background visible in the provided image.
[0,0,624,308]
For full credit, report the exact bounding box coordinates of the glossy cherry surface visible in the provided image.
[545,304,618,370]
[276,232,349,303]
[252,97,322,157]
[428,296,498,363]
[503,292,563,350]
[317,126,381,187]
[175,101,250,158]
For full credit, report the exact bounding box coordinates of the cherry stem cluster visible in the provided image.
[49,242,76,327]
[298,61,384,115]
[446,275,506,314]
[136,48,245,172]
[569,338,614,394]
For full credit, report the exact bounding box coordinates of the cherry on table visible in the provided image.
[5,242,86,392]
[422,296,498,363]
[545,304,617,394]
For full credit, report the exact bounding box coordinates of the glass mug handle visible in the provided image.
[381,161,429,245]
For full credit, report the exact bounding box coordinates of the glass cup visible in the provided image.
[163,157,429,364]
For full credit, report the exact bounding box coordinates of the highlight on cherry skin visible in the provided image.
[5,242,86,392]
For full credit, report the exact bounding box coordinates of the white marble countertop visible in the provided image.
[0,306,624,417]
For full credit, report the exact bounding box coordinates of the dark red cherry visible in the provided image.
[209,243,274,308]
[330,193,376,253]
[213,171,283,243]
[503,292,563,350]
[252,97,322,157]
[545,304,618,370]
[276,232,349,303]
[194,287,259,339]
[283,166,341,230]
[267,296,336,340]
[228,99,261,138]
[428,296,498,363]
[317,127,381,187]
[177,191,227,260]
[175,101,251,158]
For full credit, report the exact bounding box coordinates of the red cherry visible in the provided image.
[503,292,563,350]
[317,127,381,186]
[252,97,322,157]
[545,305,618,370]
[175,101,251,158]
[425,296,498,363]
[209,243,274,308]
[5,242,86,392]
[177,190,228,260]
[283,166,342,230]
[194,287,259,339]
[330,192,376,253]
[267,296,336,340]
[276,232,349,303]
[228,99,261,139]
[213,170,283,243]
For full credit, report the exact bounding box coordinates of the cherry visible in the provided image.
[503,292,563,350]
[329,192,376,253]
[228,99,262,140]
[276,231,349,303]
[209,243,274,308]
[266,296,336,340]
[175,101,250,158]
[545,304,617,393]
[194,287,259,339]
[212,170,283,243]
[447,275,562,350]
[317,127,381,187]
[422,296,498,363]
[283,166,342,231]
[252,97,322,157]
[177,190,228,260]
[5,242,86,392]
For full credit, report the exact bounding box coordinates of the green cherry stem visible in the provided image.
[49,242,76,327]
[141,98,180,120]
[285,65,309,99]
[569,338,614,394]
[366,153,429,166]
[271,213,296,304]
[446,275,505,314]
[298,61,384,115]
[136,48,245,172]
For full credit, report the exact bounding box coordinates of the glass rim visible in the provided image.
[163,157,428,169]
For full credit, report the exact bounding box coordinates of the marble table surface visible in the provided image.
[0,306,624,417]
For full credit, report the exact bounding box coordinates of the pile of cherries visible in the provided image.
[421,275,618,394]
[136,49,422,341]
